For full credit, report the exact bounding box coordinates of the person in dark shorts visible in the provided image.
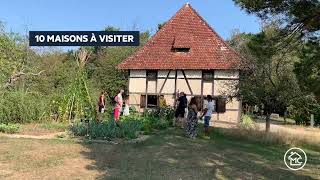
[174,92,188,127]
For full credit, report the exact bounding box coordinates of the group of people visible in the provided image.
[174,92,215,139]
[97,89,130,124]
[97,89,215,138]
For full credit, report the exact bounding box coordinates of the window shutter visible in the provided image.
[216,98,226,113]
[140,95,146,108]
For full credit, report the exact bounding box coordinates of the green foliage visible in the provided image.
[70,118,144,139]
[86,30,150,99]
[294,39,320,102]
[70,107,174,139]
[143,107,175,129]
[288,95,320,126]
[239,114,255,129]
[231,24,301,114]
[0,123,20,134]
[0,91,47,124]
[0,24,151,124]
[46,49,96,122]
[233,0,320,36]
[69,121,88,136]
[232,1,320,128]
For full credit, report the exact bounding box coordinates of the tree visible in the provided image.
[294,38,320,102]
[233,0,320,127]
[86,28,150,100]
[233,0,320,37]
[0,23,44,90]
[230,24,302,132]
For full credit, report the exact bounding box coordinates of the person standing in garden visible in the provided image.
[201,95,215,139]
[186,97,199,138]
[174,92,188,128]
[114,89,124,124]
[159,95,167,108]
[123,95,130,116]
[97,91,106,122]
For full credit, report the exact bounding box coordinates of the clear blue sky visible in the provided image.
[0,0,260,46]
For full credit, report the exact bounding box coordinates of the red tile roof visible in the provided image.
[118,3,241,70]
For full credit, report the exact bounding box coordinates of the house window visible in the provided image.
[147,95,158,108]
[140,94,158,108]
[146,70,157,80]
[203,70,214,81]
[172,48,190,52]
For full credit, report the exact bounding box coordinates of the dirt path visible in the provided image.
[0,132,66,139]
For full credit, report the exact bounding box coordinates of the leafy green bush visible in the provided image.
[143,107,174,128]
[287,95,320,126]
[0,91,47,124]
[70,107,174,140]
[70,117,144,139]
[69,121,88,136]
[239,114,256,130]
[0,123,20,134]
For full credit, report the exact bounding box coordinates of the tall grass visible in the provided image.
[215,114,320,148]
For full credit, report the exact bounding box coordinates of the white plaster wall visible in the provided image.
[129,93,143,112]
[226,99,240,110]
[180,70,202,78]
[130,70,146,77]
[147,80,157,93]
[213,80,238,96]
[203,82,213,95]
[188,79,202,95]
[129,78,146,93]
[158,70,202,79]
[177,79,190,94]
[157,79,175,93]
[211,111,240,123]
[164,95,175,107]
[129,93,141,105]
[214,70,239,79]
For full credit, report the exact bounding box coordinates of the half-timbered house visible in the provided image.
[118,3,242,123]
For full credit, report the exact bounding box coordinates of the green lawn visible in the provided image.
[0,127,319,179]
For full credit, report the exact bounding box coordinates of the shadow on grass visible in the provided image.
[79,126,319,180]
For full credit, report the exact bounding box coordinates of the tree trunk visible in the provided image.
[266,114,271,132]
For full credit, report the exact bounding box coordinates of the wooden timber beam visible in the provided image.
[159,70,171,94]
[181,70,194,95]
[173,70,178,108]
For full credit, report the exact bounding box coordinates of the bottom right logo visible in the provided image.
[284,147,307,170]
